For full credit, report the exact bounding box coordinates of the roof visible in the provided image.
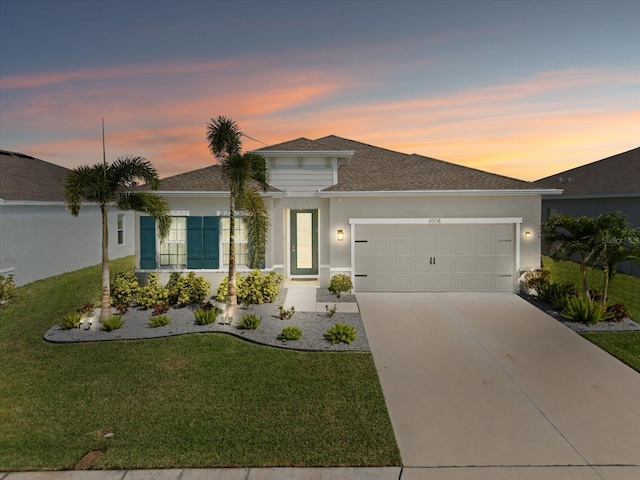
[0,150,70,201]
[256,137,338,152]
[536,147,640,196]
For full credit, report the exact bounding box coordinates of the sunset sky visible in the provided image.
[1,0,638,181]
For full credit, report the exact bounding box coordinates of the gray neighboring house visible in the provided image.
[136,136,560,293]
[537,147,640,276]
[0,150,134,286]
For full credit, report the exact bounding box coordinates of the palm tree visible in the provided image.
[206,116,270,312]
[64,156,171,321]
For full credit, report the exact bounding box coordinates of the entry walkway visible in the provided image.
[358,292,640,479]
[283,283,359,314]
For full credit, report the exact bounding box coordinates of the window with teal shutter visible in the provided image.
[186,217,204,269]
[139,216,157,269]
[203,216,220,268]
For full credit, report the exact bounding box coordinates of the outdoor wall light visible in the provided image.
[524,231,532,239]
[337,229,344,241]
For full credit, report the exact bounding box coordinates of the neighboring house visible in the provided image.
[537,147,640,276]
[136,136,561,293]
[0,150,134,286]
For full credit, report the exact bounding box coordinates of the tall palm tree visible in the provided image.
[206,116,270,312]
[64,156,171,321]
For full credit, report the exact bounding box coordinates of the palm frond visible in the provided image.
[239,188,270,269]
[116,191,172,240]
[207,116,242,161]
[109,156,161,190]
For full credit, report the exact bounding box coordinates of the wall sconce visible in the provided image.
[337,229,344,241]
[524,231,532,239]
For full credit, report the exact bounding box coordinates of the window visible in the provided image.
[160,217,187,267]
[117,214,125,245]
[221,217,248,266]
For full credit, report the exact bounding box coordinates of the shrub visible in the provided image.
[136,273,169,309]
[0,274,16,304]
[237,313,261,330]
[194,306,220,325]
[605,303,630,322]
[110,272,139,306]
[325,304,337,317]
[539,282,578,310]
[325,323,357,344]
[114,302,129,315]
[101,315,124,331]
[328,274,353,298]
[278,305,295,320]
[278,326,302,341]
[521,269,551,295]
[152,302,170,316]
[149,315,171,328]
[216,270,283,304]
[167,272,211,307]
[562,296,607,324]
[78,302,96,317]
[59,311,82,330]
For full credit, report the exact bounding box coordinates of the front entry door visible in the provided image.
[290,209,318,276]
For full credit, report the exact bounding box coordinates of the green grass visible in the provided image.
[542,256,640,373]
[542,255,640,320]
[0,257,400,471]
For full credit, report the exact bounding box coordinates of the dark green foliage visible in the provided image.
[0,274,16,304]
[562,296,607,324]
[166,272,211,307]
[325,323,357,344]
[237,313,261,330]
[277,326,303,341]
[59,311,82,330]
[110,272,139,306]
[328,274,353,298]
[539,281,578,310]
[216,270,283,304]
[194,306,220,325]
[278,305,295,320]
[101,315,124,331]
[149,315,171,328]
[136,273,169,309]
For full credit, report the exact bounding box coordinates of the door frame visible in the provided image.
[289,209,319,277]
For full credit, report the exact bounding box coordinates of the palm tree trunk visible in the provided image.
[227,195,238,312]
[100,206,111,321]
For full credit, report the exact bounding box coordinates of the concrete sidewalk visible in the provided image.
[358,292,640,480]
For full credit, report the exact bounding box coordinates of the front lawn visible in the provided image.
[581,332,640,373]
[0,257,400,470]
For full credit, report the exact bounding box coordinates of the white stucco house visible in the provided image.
[135,136,561,293]
[0,150,135,286]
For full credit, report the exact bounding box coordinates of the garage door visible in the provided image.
[354,224,514,292]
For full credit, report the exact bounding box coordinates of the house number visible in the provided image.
[428,218,442,224]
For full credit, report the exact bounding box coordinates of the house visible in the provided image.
[135,136,561,293]
[536,147,640,276]
[0,150,134,286]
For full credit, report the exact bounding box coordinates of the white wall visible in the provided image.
[0,202,134,286]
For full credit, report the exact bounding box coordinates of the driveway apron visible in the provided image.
[358,292,640,473]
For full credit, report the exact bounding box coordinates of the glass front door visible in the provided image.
[290,209,318,275]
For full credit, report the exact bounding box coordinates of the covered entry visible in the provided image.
[352,218,518,292]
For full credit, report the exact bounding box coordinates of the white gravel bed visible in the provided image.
[44,289,370,352]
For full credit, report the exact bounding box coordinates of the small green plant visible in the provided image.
[101,315,124,331]
[562,296,607,324]
[325,304,337,317]
[0,274,16,304]
[136,273,169,309]
[110,272,139,307]
[237,313,261,330]
[539,282,578,310]
[278,305,295,320]
[59,311,83,330]
[328,274,353,298]
[149,315,171,328]
[325,323,357,344]
[277,326,302,341]
[194,305,220,325]
[521,269,551,295]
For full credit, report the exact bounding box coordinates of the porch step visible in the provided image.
[283,288,359,313]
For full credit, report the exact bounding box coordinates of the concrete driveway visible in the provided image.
[358,293,640,480]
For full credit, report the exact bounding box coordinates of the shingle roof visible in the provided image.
[314,136,541,191]
[536,147,640,196]
[256,137,338,152]
[0,150,70,201]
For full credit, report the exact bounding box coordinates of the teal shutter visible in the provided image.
[203,216,219,269]
[187,216,203,269]
[140,216,157,269]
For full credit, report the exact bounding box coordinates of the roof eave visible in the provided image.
[249,150,355,159]
[156,190,286,198]
[317,189,563,197]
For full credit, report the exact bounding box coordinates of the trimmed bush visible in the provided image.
[216,270,283,305]
[110,272,139,306]
[0,274,16,304]
[167,272,211,307]
[277,326,302,341]
[136,273,169,309]
[328,274,352,298]
[101,315,124,331]
[237,313,261,330]
[562,296,607,324]
[325,323,357,344]
[150,315,171,328]
[59,311,82,330]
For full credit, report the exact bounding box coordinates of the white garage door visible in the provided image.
[354,224,514,292]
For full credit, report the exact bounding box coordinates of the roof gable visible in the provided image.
[0,150,70,201]
[536,147,640,196]
[255,137,338,152]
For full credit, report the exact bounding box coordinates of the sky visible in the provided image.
[0,0,638,182]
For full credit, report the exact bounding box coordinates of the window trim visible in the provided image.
[117,213,125,246]
[220,216,249,267]
[160,216,187,268]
